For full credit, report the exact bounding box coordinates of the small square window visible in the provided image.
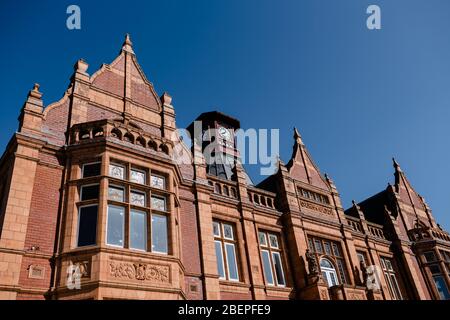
[82,163,101,178]
[259,232,267,246]
[223,224,234,240]
[131,169,146,185]
[213,222,221,237]
[151,175,165,189]
[81,185,99,201]
[130,191,146,207]
[151,196,166,211]
[108,186,125,202]
[109,164,125,180]
[269,234,279,249]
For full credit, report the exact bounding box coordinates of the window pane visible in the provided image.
[223,224,233,240]
[433,276,450,300]
[261,250,274,285]
[130,170,146,184]
[131,191,146,207]
[152,214,168,253]
[215,241,225,279]
[259,232,267,246]
[314,239,323,253]
[151,175,165,189]
[424,251,436,263]
[130,210,146,250]
[213,222,221,237]
[324,241,331,255]
[332,243,340,256]
[225,243,239,281]
[385,259,393,271]
[429,264,441,275]
[390,274,402,300]
[269,234,279,249]
[330,272,338,286]
[82,163,101,178]
[272,252,286,286]
[308,238,314,251]
[357,252,366,264]
[151,196,166,211]
[109,164,125,179]
[336,258,347,284]
[77,205,98,247]
[81,185,99,201]
[108,186,124,202]
[107,205,124,247]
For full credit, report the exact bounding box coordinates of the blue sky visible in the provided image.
[0,0,449,229]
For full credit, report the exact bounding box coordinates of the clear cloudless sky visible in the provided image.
[0,0,449,229]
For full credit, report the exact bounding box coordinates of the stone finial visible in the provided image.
[74,59,89,74]
[161,92,173,106]
[122,33,134,54]
[294,127,304,145]
[28,83,42,100]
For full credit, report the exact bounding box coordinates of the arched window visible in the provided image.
[215,183,222,194]
[111,128,122,140]
[320,258,339,288]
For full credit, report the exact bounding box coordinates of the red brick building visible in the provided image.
[0,35,449,300]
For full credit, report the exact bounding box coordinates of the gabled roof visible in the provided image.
[286,128,330,190]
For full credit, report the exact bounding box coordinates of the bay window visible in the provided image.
[77,159,170,254]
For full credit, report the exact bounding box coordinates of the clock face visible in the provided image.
[218,127,232,141]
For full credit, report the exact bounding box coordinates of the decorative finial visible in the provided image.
[161,92,172,105]
[28,83,42,99]
[392,157,402,172]
[294,127,304,145]
[122,33,134,54]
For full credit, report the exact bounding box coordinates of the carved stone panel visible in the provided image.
[109,260,170,284]
[300,200,333,215]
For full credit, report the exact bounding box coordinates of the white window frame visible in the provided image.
[151,213,168,254]
[320,258,339,288]
[106,205,125,248]
[222,223,234,240]
[224,242,239,282]
[213,221,221,237]
[215,240,226,280]
[129,209,147,252]
[272,251,286,287]
[261,249,275,286]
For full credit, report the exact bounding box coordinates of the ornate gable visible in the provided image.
[286,128,329,191]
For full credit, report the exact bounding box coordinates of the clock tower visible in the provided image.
[187,111,241,180]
